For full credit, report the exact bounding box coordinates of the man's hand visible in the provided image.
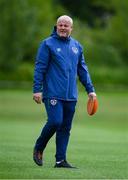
[88,92,97,100]
[33,93,42,104]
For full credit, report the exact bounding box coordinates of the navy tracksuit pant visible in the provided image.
[34,99,76,162]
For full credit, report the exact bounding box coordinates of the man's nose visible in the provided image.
[61,26,65,29]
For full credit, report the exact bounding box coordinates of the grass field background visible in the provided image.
[0,90,128,179]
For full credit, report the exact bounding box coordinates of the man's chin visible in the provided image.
[59,33,68,38]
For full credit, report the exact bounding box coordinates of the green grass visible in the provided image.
[0,90,128,179]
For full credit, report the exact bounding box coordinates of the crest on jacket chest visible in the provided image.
[72,47,78,54]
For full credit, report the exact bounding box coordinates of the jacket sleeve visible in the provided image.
[77,46,95,94]
[33,40,50,93]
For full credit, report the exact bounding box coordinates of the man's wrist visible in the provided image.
[88,92,96,96]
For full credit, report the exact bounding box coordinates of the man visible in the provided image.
[33,15,96,168]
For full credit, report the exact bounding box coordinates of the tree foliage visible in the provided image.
[57,0,115,27]
[0,0,37,71]
[0,0,128,86]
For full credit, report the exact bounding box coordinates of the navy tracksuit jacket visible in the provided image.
[33,26,95,161]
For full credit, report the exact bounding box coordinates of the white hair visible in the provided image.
[57,15,73,26]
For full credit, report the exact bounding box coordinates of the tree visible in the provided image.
[105,0,128,64]
[56,0,115,27]
[0,0,36,71]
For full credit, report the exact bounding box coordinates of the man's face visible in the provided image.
[57,20,73,38]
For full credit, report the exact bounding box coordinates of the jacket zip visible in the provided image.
[66,41,71,100]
